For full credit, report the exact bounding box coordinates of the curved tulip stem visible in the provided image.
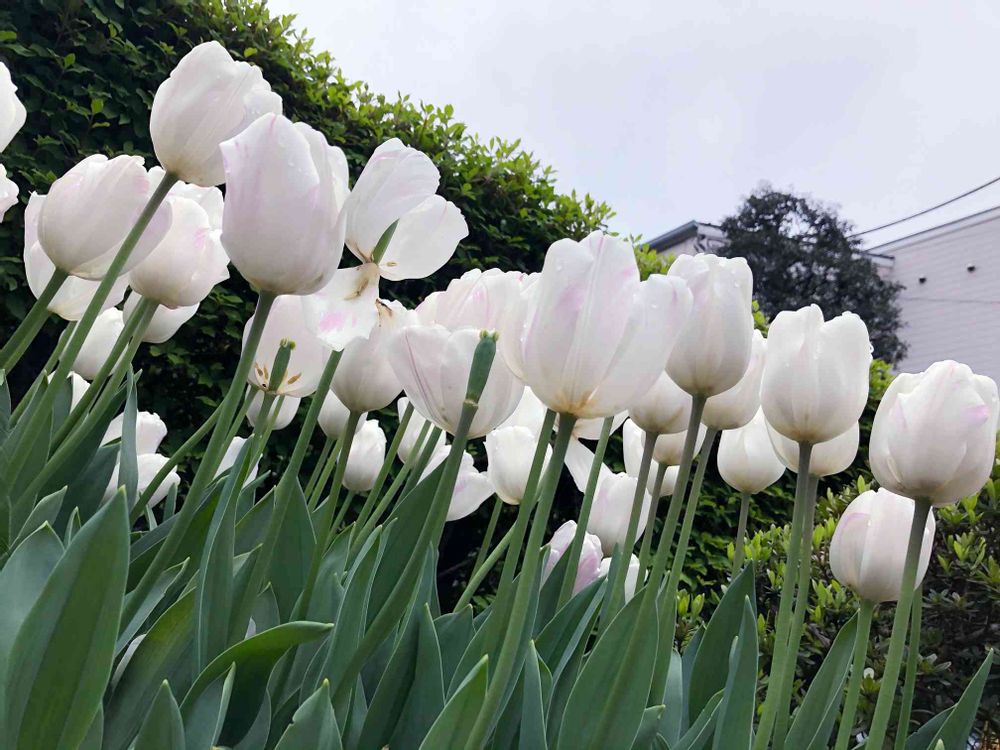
[332,491,356,529]
[304,436,334,499]
[557,415,615,609]
[322,410,362,531]
[455,524,515,612]
[773,473,820,749]
[468,495,504,589]
[637,462,667,575]
[866,496,930,750]
[894,585,923,749]
[754,441,814,750]
[465,412,577,750]
[307,435,341,511]
[10,322,76,425]
[835,598,877,750]
[352,402,413,530]
[403,423,443,495]
[601,427,657,631]
[220,386,254,454]
[0,268,68,374]
[732,491,752,575]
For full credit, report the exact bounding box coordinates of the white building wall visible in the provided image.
[872,207,1000,381]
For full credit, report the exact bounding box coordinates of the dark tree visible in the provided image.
[719,186,907,363]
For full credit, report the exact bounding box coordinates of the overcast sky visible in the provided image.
[268,0,1000,248]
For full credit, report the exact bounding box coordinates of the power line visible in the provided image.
[849,175,1000,238]
[899,295,1000,306]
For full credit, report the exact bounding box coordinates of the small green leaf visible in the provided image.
[274,680,342,750]
[133,681,184,750]
[182,664,235,750]
[418,655,489,750]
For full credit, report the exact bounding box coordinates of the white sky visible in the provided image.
[268,0,1000,248]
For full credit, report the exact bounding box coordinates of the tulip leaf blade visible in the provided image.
[673,691,723,750]
[268,476,316,620]
[711,598,758,750]
[418,654,489,750]
[133,680,185,750]
[519,641,550,750]
[922,650,993,750]
[273,680,342,750]
[182,664,235,750]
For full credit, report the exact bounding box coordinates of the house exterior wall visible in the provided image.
[872,207,1000,381]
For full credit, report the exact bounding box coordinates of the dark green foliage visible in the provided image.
[719,186,907,363]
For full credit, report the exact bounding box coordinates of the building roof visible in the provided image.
[647,221,725,252]
[868,204,1000,255]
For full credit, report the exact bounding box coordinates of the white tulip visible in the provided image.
[37,154,171,280]
[246,391,300,431]
[767,420,859,478]
[486,425,552,505]
[830,489,936,602]
[388,324,523,438]
[150,41,282,187]
[599,554,642,602]
[104,453,179,508]
[396,396,446,462]
[220,114,348,295]
[416,268,524,331]
[128,195,229,308]
[147,167,224,230]
[342,420,387,493]
[869,360,999,506]
[445,452,494,522]
[0,164,16,221]
[623,417,707,469]
[629,371,693,435]
[666,254,755,397]
[71,308,124,380]
[0,62,27,152]
[500,388,548,436]
[318,390,366,440]
[68,373,90,409]
[588,472,651,556]
[216,436,259,484]
[246,295,328,397]
[703,330,766,430]
[102,411,168,455]
[331,300,409,412]
[542,521,603,594]
[717,410,786,494]
[571,412,628,442]
[502,231,692,418]
[124,292,196,344]
[761,305,872,444]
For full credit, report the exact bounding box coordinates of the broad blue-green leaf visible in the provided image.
[418,655,489,750]
[435,607,475,687]
[80,704,103,750]
[688,564,756,723]
[232,689,271,750]
[4,491,128,750]
[274,680,342,750]
[923,651,994,750]
[119,371,139,508]
[182,621,333,747]
[673,692,722,750]
[182,664,235,750]
[535,577,604,685]
[660,650,685,744]
[905,708,952,750]
[711,598,757,750]
[784,612,858,750]
[55,443,117,530]
[133,681,184,750]
[556,584,659,750]
[116,557,190,656]
[10,486,64,548]
[519,641,549,750]
[632,706,666,750]
[269,477,316,619]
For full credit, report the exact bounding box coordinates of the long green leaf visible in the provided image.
[274,680,342,750]
[711,598,757,750]
[133,681,185,750]
[182,664,236,750]
[418,655,489,750]
[923,651,994,750]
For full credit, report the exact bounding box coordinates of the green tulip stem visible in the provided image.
[773,473,821,749]
[122,289,276,626]
[454,524,515,612]
[0,268,68,373]
[754,441,814,750]
[304,436,334,500]
[637,462,667,574]
[557,415,615,609]
[307,435,341,511]
[403,422,443,495]
[468,495,504,589]
[835,598,877,750]
[731,491,752,575]
[465,412,577,750]
[220,386,254,453]
[332,491,356,529]
[866,497,932,750]
[10,322,76,424]
[601,427,658,632]
[894,585,924,749]
[352,401,414,531]
[322,410,361,533]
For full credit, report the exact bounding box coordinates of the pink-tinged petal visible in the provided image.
[302,263,381,350]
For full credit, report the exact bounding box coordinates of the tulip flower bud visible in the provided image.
[869,360,999,506]
[504,231,692,418]
[761,305,872,444]
[396,397,446,462]
[445,452,495,522]
[0,165,16,221]
[128,194,229,308]
[342,420,387,493]
[318,390,366,440]
[71,308,124,380]
[830,489,936,602]
[246,295,328,397]
[624,417,707,468]
[102,411,168,456]
[388,324,523,438]
[543,521,604,594]
[38,154,171,280]
[0,62,27,153]
[104,453,180,508]
[124,292,197,344]
[217,437,260,484]
[500,388,548,436]
[416,268,524,331]
[629,371,692,435]
[220,114,348,295]
[703,330,766,430]
[717,410,785,494]
[486,425,553,505]
[599,554,642,603]
[150,41,282,187]
[587,472,651,555]
[767,420,859,478]
[666,254,755,397]
[246,391,300,431]
[332,300,409,412]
